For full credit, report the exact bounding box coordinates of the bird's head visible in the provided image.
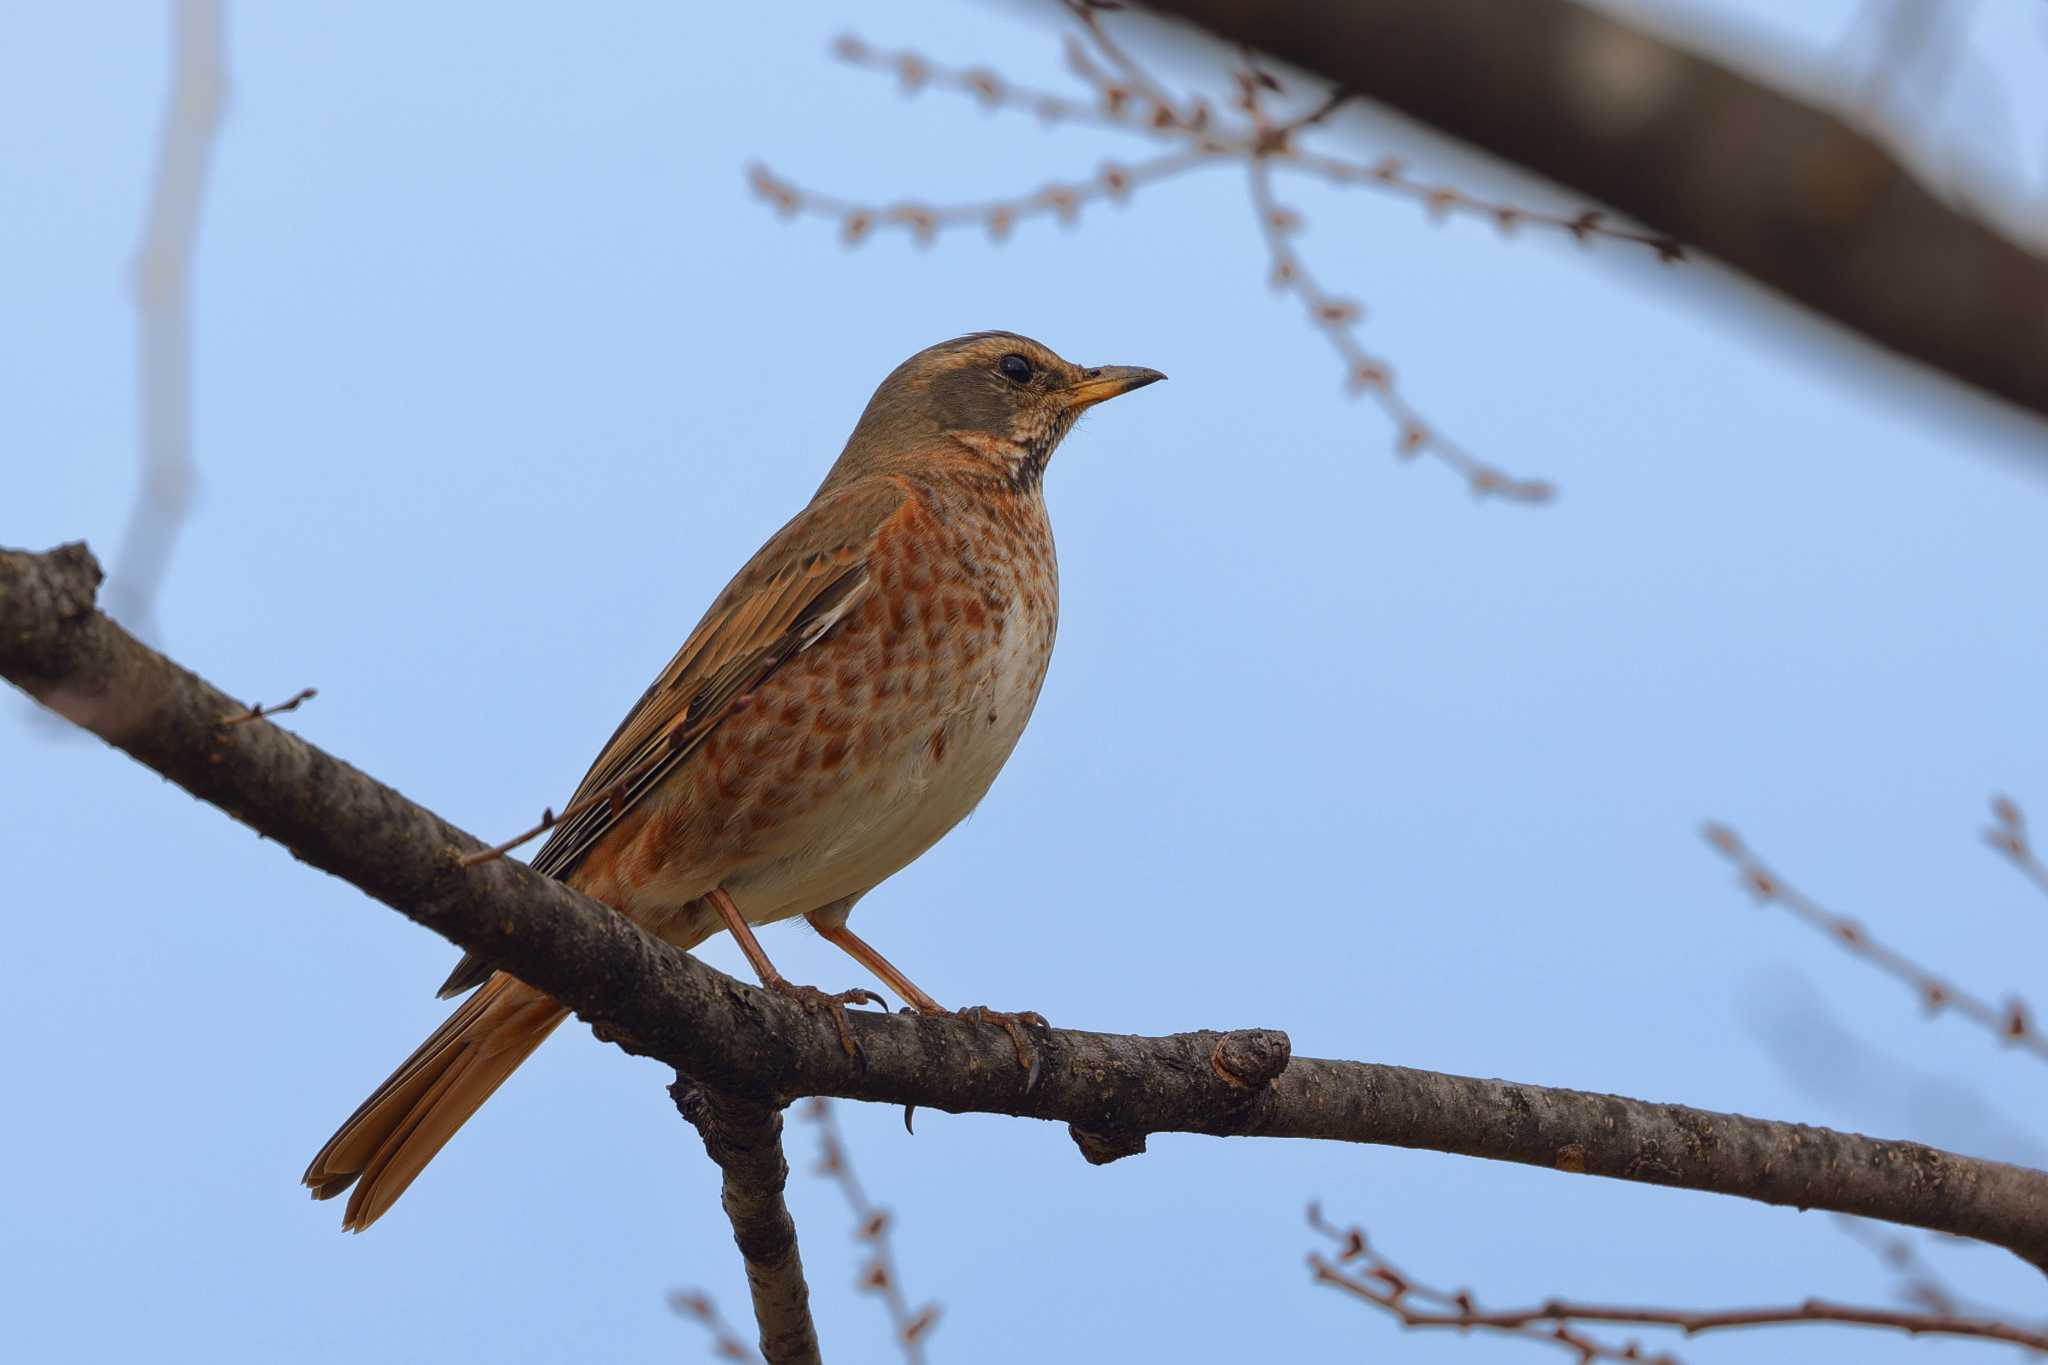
[830,331,1165,490]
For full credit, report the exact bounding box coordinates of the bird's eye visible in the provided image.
[998,353,1034,384]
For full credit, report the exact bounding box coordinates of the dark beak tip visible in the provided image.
[1068,364,1167,407]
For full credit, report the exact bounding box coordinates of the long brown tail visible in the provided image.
[304,972,567,1231]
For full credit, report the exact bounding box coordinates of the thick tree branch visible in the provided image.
[672,1083,820,1365]
[10,540,2048,1275]
[1141,0,2048,431]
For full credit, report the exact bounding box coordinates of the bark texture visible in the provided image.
[672,1083,820,1365]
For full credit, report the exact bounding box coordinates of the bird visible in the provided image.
[303,331,1164,1230]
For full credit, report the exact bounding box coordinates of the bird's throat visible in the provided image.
[947,428,1046,490]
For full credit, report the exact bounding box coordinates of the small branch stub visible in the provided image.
[1073,1029,1291,1163]
[1212,1027,1292,1087]
[217,686,316,729]
[1070,1123,1149,1165]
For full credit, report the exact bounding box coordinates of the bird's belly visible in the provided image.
[723,593,1053,923]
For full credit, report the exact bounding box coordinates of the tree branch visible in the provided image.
[10,540,2048,1277]
[1141,0,2048,431]
[672,1083,820,1365]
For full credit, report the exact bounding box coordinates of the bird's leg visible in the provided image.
[808,919,947,1016]
[807,914,1047,1084]
[709,888,883,1059]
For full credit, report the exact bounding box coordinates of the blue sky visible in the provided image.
[5,3,2048,1361]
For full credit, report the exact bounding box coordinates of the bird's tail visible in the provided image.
[303,972,567,1231]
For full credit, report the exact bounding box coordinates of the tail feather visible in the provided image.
[304,973,567,1231]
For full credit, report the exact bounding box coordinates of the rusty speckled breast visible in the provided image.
[616,479,1059,919]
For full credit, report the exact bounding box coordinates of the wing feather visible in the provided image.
[434,478,907,999]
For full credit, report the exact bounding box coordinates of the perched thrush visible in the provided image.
[304,331,1163,1229]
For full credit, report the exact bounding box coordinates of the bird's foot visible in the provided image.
[956,1005,1051,1090]
[770,979,887,1060]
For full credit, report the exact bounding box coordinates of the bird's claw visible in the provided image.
[957,1005,1050,1090]
[771,980,886,1061]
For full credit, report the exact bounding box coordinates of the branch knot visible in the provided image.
[1211,1027,1292,1087]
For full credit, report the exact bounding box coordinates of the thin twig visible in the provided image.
[216,686,315,729]
[1833,1217,2020,1321]
[1245,157,1553,502]
[828,34,1138,136]
[749,149,1216,247]
[1286,151,1684,260]
[669,1288,763,1362]
[1275,85,1354,134]
[1310,1205,2048,1358]
[1060,0,1180,115]
[1987,795,2048,902]
[455,776,623,868]
[1308,1203,1678,1363]
[1703,822,2048,1063]
[806,1100,938,1363]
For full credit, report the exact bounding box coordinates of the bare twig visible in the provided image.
[13,542,2048,1275]
[669,1288,762,1362]
[756,10,1682,502]
[748,149,1216,248]
[806,1100,938,1362]
[1987,795,2048,902]
[1703,822,2048,1063]
[1286,152,1683,260]
[826,34,1134,135]
[455,776,627,868]
[1833,1217,2015,1321]
[1309,1203,1676,1362]
[673,1085,821,1365]
[1310,1206,2048,1358]
[216,685,315,729]
[1061,0,1183,117]
[1245,158,1552,502]
[112,0,228,639]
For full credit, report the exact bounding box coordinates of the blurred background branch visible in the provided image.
[1987,795,2048,901]
[1308,1204,2048,1361]
[112,0,226,639]
[1706,820,2046,1063]
[1140,0,2048,439]
[805,1100,938,1363]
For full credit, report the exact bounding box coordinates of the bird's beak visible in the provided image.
[1060,365,1167,411]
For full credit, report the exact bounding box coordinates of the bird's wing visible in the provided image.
[436,476,911,998]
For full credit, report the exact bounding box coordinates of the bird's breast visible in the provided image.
[699,488,1059,923]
